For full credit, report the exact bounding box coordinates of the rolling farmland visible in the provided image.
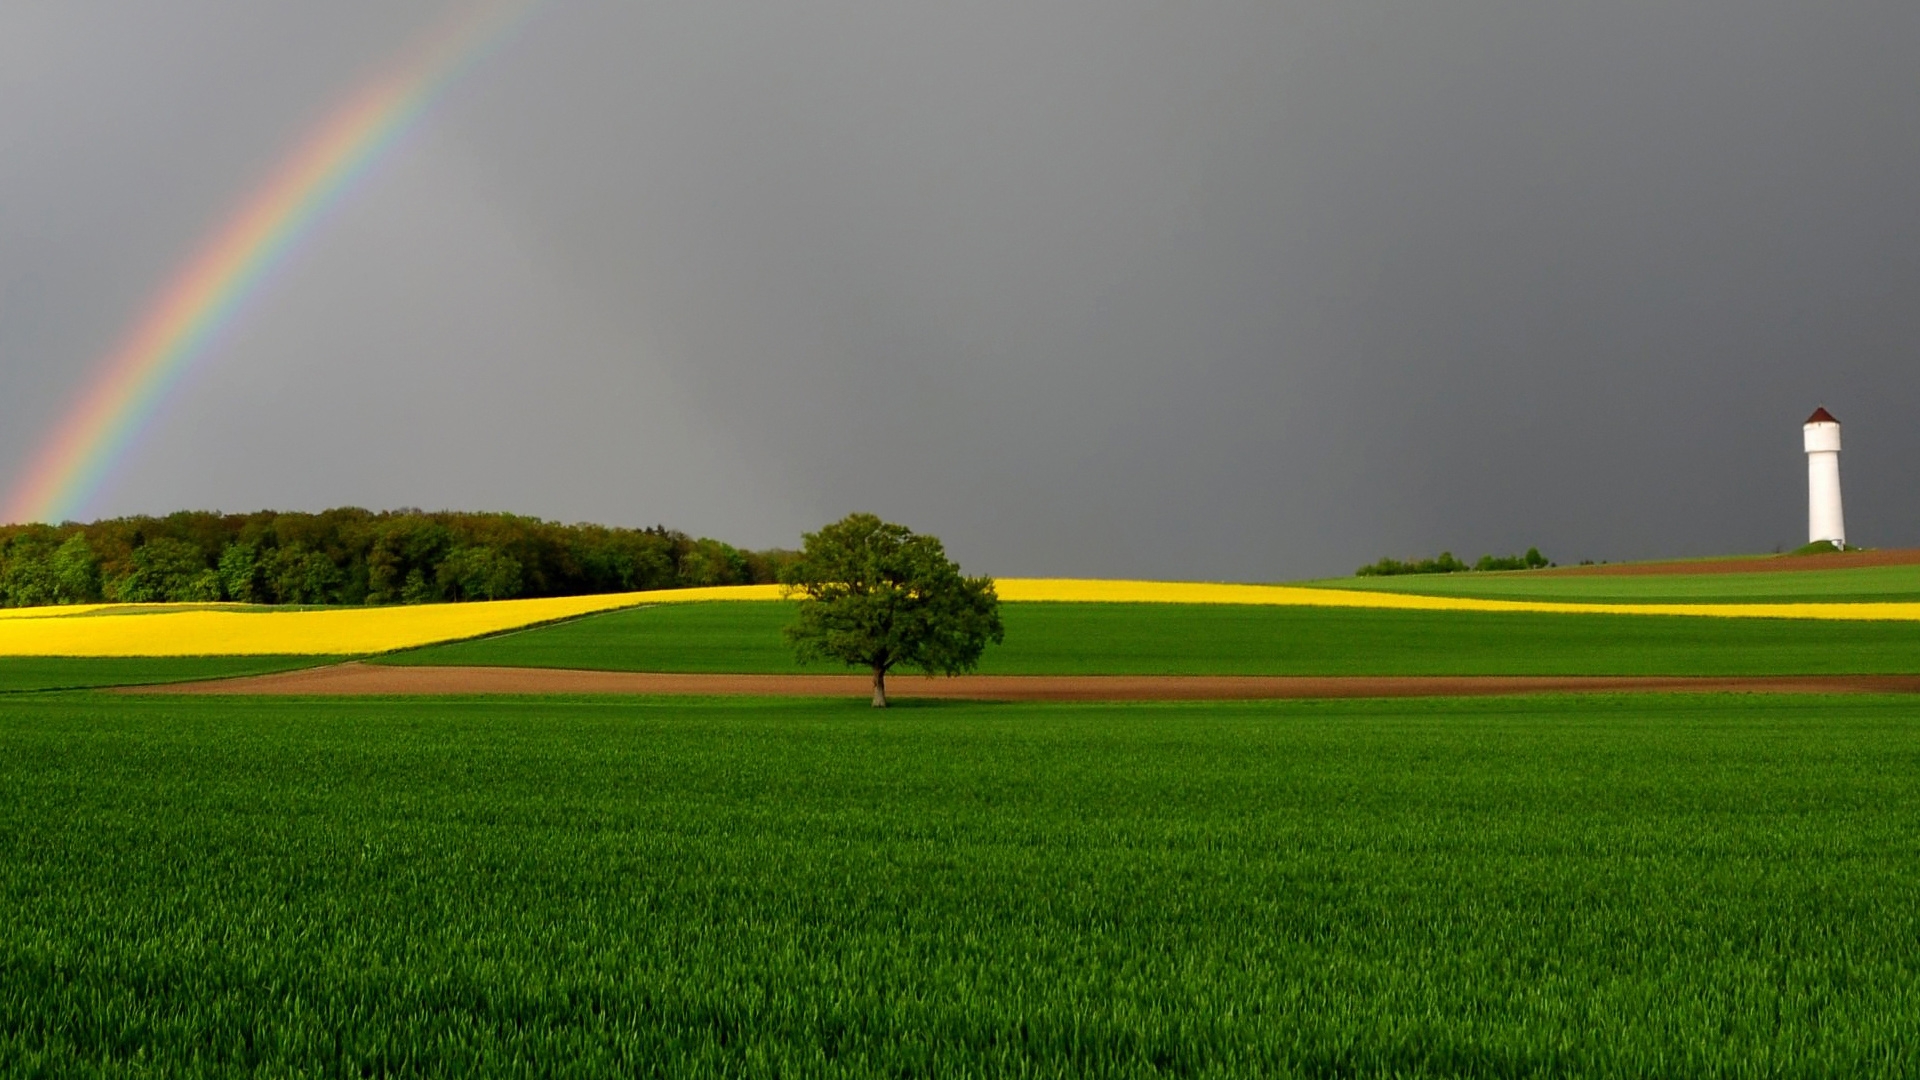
[13,567,1920,661]
[382,599,1920,677]
[1307,561,1920,605]
[6,563,1920,1074]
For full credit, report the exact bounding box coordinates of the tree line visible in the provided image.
[1356,548,1551,576]
[0,508,797,608]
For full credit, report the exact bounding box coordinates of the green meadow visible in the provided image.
[0,656,332,693]
[9,562,1920,1073]
[381,599,1920,676]
[1301,562,1920,604]
[4,692,1919,1077]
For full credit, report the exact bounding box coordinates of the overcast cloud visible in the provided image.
[2,1,1916,578]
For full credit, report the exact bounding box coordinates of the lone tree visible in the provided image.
[782,513,1003,707]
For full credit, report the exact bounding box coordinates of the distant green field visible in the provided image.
[4,692,1917,1075]
[0,656,333,693]
[380,600,1920,676]
[1301,563,1920,604]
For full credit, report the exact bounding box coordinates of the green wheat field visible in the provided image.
[5,693,1919,1076]
[5,563,1920,1076]
[381,599,1920,676]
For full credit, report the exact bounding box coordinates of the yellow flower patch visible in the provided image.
[995,578,1920,620]
[0,585,782,657]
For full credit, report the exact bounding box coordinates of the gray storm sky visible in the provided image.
[2,1,1916,579]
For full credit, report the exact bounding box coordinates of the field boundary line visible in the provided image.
[118,665,1920,700]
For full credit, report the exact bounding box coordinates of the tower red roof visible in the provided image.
[1806,406,1839,425]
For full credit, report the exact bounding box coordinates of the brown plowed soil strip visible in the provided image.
[121,663,1920,700]
[1535,549,1920,576]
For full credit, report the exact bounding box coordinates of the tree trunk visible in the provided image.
[871,665,888,708]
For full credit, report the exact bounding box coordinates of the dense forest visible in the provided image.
[0,508,796,608]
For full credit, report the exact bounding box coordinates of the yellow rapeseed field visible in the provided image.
[995,578,1920,620]
[0,586,782,657]
[3,579,1919,657]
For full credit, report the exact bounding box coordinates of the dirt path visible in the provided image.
[1535,549,1920,576]
[121,663,1920,700]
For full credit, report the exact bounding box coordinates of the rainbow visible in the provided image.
[3,1,540,524]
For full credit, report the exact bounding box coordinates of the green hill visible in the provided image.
[1299,563,1920,605]
[377,600,1920,677]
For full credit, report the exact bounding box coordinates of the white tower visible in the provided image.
[1804,407,1845,548]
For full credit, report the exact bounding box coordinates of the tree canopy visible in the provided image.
[782,513,1003,707]
[0,508,796,608]
[1356,547,1551,577]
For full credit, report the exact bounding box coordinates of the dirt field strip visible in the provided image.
[120,663,1920,700]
